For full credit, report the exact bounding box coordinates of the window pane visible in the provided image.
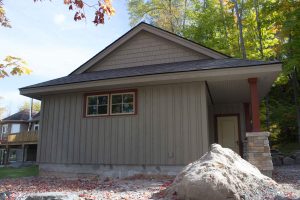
[123,94,133,103]
[98,105,108,114]
[112,95,122,104]
[98,96,108,105]
[111,104,122,114]
[88,105,97,115]
[123,103,134,113]
[88,96,97,105]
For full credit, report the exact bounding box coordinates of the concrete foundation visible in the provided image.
[246,132,273,177]
[39,164,184,178]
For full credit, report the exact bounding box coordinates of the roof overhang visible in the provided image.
[20,63,282,100]
[0,120,28,124]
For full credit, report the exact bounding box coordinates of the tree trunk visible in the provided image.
[254,0,264,59]
[168,0,175,33]
[265,95,270,131]
[219,0,229,39]
[292,69,300,143]
[182,0,188,30]
[232,0,247,59]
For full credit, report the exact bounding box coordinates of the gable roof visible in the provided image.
[70,22,230,75]
[21,59,280,90]
[1,109,38,123]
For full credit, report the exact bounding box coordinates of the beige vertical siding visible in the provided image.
[87,31,210,72]
[38,82,209,165]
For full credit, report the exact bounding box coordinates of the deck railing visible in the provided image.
[5,131,38,144]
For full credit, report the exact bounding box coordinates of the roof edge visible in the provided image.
[20,62,282,97]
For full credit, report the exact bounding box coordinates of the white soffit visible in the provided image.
[207,70,279,104]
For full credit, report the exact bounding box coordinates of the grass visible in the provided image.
[273,142,300,155]
[0,165,39,179]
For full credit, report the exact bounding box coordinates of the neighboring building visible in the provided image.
[0,109,39,164]
[19,23,281,177]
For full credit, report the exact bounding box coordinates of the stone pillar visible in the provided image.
[246,132,273,177]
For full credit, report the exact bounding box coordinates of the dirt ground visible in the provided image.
[0,165,299,200]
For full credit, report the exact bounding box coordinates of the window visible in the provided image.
[34,124,39,131]
[86,94,109,116]
[1,124,8,134]
[11,124,20,133]
[111,92,135,115]
[85,90,136,117]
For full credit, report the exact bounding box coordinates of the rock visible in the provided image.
[165,144,281,200]
[271,149,280,154]
[283,157,295,165]
[272,156,283,166]
[296,156,300,164]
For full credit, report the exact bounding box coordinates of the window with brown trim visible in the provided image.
[85,90,136,117]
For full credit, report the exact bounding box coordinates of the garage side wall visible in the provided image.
[37,82,208,166]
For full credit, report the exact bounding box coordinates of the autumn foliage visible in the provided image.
[0,0,10,27]
[62,0,115,25]
[0,56,31,78]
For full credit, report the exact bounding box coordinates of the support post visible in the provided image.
[244,103,252,132]
[5,146,9,166]
[22,144,26,162]
[248,78,261,132]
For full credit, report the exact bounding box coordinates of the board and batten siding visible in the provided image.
[37,82,209,165]
[87,31,210,72]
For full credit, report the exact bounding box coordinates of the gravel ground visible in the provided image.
[0,166,299,200]
[0,175,173,200]
[273,164,300,199]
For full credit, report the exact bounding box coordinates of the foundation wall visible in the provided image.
[39,164,184,178]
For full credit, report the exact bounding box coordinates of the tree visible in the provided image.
[281,2,300,143]
[61,0,115,25]
[19,100,41,113]
[127,0,188,34]
[127,0,300,144]
[0,56,31,78]
[232,0,247,59]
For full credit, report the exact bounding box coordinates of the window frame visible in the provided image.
[85,94,110,117]
[84,89,137,118]
[110,92,136,116]
[1,124,8,134]
[33,124,39,131]
[11,123,20,134]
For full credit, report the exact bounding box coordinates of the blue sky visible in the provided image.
[0,0,131,118]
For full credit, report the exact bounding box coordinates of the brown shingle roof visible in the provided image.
[1,109,38,122]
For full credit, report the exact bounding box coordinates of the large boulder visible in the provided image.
[272,156,283,166]
[166,144,281,200]
[293,151,300,164]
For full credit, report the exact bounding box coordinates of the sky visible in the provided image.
[0,0,131,118]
